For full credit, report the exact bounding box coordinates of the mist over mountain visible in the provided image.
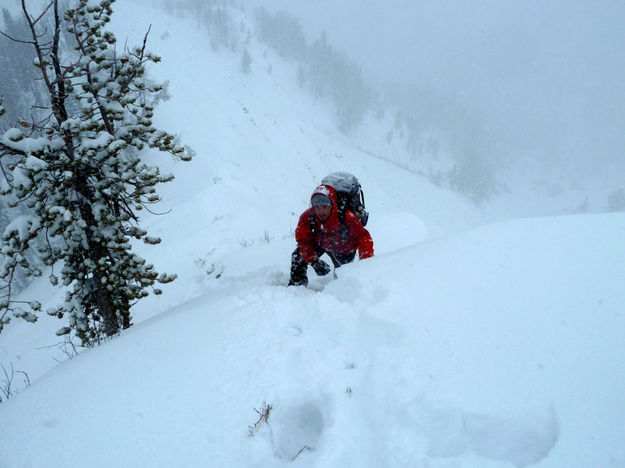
[3,0,624,214]
[241,0,625,196]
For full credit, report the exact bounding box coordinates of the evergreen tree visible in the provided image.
[240,48,252,73]
[254,9,306,61]
[305,31,372,131]
[307,31,330,99]
[206,7,234,51]
[0,0,194,344]
[296,65,305,88]
[607,188,625,212]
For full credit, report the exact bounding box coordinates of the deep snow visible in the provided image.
[1,3,624,467]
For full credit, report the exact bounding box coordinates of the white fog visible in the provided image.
[247,1,625,163]
[240,0,625,211]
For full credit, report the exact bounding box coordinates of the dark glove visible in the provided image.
[311,259,331,276]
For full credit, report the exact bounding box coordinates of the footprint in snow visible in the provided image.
[271,402,325,461]
[403,399,559,467]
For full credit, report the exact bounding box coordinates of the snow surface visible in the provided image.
[1,3,624,467]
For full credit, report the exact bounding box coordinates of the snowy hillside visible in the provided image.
[1,3,624,467]
[2,212,624,467]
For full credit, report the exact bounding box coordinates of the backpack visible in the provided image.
[321,172,369,227]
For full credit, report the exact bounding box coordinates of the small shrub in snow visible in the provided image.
[0,363,30,404]
[248,401,273,437]
[607,188,625,212]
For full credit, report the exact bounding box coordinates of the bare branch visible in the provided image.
[138,204,172,216]
[293,446,315,461]
[31,0,57,27]
[37,335,81,360]
[0,31,35,45]
[0,363,30,403]
[21,0,63,124]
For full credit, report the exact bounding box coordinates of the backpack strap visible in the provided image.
[309,210,318,234]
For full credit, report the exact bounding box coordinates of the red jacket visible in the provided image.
[295,184,374,263]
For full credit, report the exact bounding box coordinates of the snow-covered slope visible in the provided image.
[1,4,624,468]
[1,212,624,467]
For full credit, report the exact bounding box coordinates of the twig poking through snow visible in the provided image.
[292,445,314,460]
[248,401,273,437]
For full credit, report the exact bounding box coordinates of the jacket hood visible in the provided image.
[311,184,337,207]
[310,184,340,228]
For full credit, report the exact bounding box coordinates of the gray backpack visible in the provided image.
[321,172,369,227]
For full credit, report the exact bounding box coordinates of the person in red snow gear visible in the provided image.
[288,184,374,286]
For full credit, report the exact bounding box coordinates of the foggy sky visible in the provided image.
[4,0,624,172]
[243,0,625,171]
